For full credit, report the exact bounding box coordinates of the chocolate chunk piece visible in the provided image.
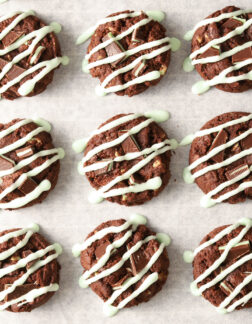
[119,131,141,154]
[0,58,8,70]
[219,240,251,264]
[6,64,26,82]
[209,129,228,163]
[0,155,15,171]
[219,281,234,296]
[21,250,38,269]
[102,32,125,67]
[16,146,34,160]
[131,27,145,43]
[2,31,25,48]
[127,243,149,275]
[200,46,220,58]
[241,133,252,165]
[222,17,244,30]
[18,177,37,195]
[111,273,131,289]
[232,47,252,64]
[132,60,147,77]
[4,283,37,302]
[225,164,249,180]
[129,174,143,185]
[93,160,113,176]
[28,46,45,65]
[95,240,110,259]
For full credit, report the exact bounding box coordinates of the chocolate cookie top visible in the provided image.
[183,112,252,208]
[72,214,170,317]
[72,110,178,206]
[77,10,180,97]
[184,6,252,94]
[184,217,252,313]
[0,118,65,210]
[0,223,62,312]
[0,10,69,100]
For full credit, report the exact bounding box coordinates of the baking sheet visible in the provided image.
[0,0,252,323]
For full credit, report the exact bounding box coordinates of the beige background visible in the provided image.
[0,0,251,323]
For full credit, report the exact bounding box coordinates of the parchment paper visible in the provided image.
[0,0,251,323]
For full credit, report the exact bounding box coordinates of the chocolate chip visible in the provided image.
[102,32,125,67]
[16,146,34,160]
[219,281,234,296]
[129,174,143,185]
[95,240,110,259]
[131,27,145,43]
[6,64,26,82]
[200,46,220,58]
[222,18,243,30]
[111,273,131,289]
[132,60,147,77]
[2,31,25,48]
[241,133,252,165]
[220,272,249,297]
[232,47,252,64]
[127,243,149,275]
[209,129,228,163]
[21,250,37,269]
[119,132,141,154]
[0,58,8,70]
[219,240,251,264]
[225,164,249,180]
[93,160,114,176]
[0,155,15,171]
[4,283,37,302]
[18,177,37,195]
[28,46,45,65]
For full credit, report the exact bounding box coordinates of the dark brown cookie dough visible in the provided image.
[0,118,61,210]
[87,10,171,97]
[0,12,62,100]
[191,6,252,93]
[83,114,172,206]
[0,227,61,312]
[193,223,252,310]
[79,218,169,310]
[189,112,252,204]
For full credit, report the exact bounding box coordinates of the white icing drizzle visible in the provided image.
[73,111,178,203]
[182,113,252,208]
[183,9,252,94]
[77,10,180,96]
[72,214,171,316]
[183,217,252,313]
[0,10,69,98]
[0,224,62,310]
[0,118,65,209]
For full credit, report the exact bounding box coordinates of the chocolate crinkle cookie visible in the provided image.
[73,111,178,206]
[184,6,252,94]
[0,10,68,100]
[0,118,65,210]
[72,214,170,316]
[0,224,62,312]
[184,218,252,313]
[184,112,252,208]
[78,10,180,97]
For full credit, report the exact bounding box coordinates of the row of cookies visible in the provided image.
[0,111,251,210]
[1,6,252,100]
[0,215,251,315]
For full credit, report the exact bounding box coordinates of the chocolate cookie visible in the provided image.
[0,10,69,100]
[73,110,178,206]
[77,10,180,97]
[0,223,62,312]
[184,6,252,94]
[72,214,170,316]
[183,112,252,208]
[184,217,252,313]
[0,118,65,210]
